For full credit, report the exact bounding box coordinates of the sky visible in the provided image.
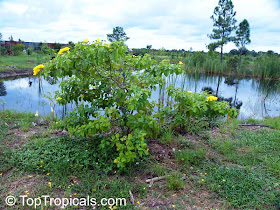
[0,0,279,53]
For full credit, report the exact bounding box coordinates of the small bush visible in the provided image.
[167,172,185,191]
[12,44,25,56]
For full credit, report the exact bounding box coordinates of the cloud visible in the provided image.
[0,0,279,52]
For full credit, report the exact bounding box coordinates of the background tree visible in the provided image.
[107,26,129,42]
[208,0,237,64]
[40,43,52,55]
[54,42,62,51]
[8,35,14,41]
[12,44,25,56]
[234,19,251,62]
[27,45,34,55]
[146,45,152,54]
[68,41,75,48]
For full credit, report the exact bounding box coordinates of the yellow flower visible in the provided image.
[56,122,58,125]
[57,97,62,100]
[179,61,183,65]
[222,179,226,182]
[114,171,117,174]
[47,173,50,176]
[132,54,136,58]
[74,193,77,195]
[58,47,70,55]
[48,182,52,188]
[114,159,118,163]
[187,91,192,93]
[143,187,146,190]
[218,185,221,188]
[137,201,140,205]
[181,158,184,161]
[33,64,44,76]
[93,189,96,192]
[24,190,29,194]
[51,107,54,113]
[206,96,218,102]
[96,38,100,42]
[83,38,88,42]
[35,110,39,117]
[201,179,205,182]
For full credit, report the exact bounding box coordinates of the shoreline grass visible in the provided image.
[1,52,280,80]
[133,49,280,80]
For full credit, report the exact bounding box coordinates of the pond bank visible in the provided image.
[0,69,33,79]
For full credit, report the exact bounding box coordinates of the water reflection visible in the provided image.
[0,82,7,96]
[0,76,75,118]
[0,74,279,119]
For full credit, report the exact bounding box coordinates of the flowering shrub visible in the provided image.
[36,39,235,168]
[37,39,182,168]
[155,86,236,130]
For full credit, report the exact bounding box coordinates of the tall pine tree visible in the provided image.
[208,0,237,64]
[235,19,251,62]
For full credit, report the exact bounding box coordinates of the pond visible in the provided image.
[0,74,280,119]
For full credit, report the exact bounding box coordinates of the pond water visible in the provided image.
[0,74,280,119]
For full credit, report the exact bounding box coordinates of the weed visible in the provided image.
[160,126,175,145]
[167,171,185,191]
[175,135,196,148]
[175,148,206,165]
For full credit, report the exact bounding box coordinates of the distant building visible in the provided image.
[1,41,67,51]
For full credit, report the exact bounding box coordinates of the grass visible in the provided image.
[149,52,280,79]
[205,164,279,208]
[0,54,48,72]
[0,110,280,209]
[175,148,206,165]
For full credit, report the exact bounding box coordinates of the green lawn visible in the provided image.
[0,110,279,209]
[0,55,48,72]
